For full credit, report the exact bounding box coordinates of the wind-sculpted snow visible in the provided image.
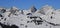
[0,5,60,28]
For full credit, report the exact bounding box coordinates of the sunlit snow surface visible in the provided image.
[0,5,60,28]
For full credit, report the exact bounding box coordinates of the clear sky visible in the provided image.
[0,0,60,10]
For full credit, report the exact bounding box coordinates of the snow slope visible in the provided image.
[0,5,60,28]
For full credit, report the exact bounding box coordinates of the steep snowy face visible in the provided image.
[38,5,54,15]
[10,6,19,13]
[0,5,60,28]
[8,6,20,17]
[51,11,60,24]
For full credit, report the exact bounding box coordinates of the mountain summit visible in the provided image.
[30,5,37,13]
[0,5,60,28]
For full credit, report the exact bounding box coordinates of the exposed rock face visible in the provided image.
[21,10,24,14]
[0,8,6,14]
[10,6,19,14]
[30,6,37,13]
[0,5,60,28]
[8,6,19,17]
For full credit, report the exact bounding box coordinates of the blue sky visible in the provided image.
[0,0,60,9]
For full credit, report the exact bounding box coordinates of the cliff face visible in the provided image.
[0,5,60,28]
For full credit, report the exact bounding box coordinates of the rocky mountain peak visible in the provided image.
[38,5,54,15]
[30,5,37,13]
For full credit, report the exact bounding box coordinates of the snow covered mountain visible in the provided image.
[0,5,60,28]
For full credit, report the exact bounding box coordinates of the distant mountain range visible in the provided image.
[0,5,60,28]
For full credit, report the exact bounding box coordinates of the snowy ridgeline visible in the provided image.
[0,5,60,28]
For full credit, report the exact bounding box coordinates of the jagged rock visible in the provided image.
[0,8,6,14]
[0,14,3,17]
[26,13,32,15]
[21,10,24,14]
[30,5,37,13]
[0,5,60,28]
[0,22,19,28]
[8,6,19,17]
[10,6,19,14]
[1,9,6,13]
